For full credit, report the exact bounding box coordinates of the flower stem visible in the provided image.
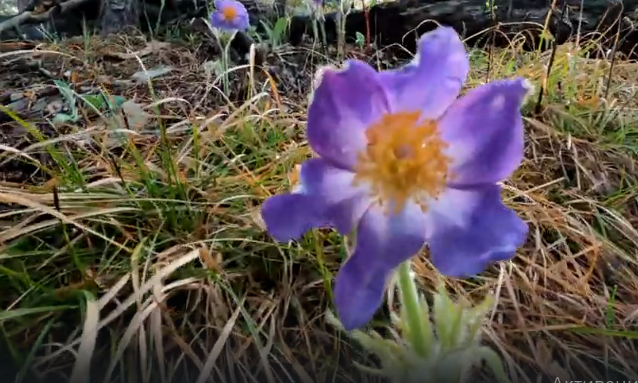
[222,32,236,96]
[212,28,231,95]
[397,260,428,358]
[335,12,344,59]
[319,13,327,49]
[312,18,319,46]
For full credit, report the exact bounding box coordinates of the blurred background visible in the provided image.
[0,0,18,15]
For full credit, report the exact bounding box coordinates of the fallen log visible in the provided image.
[2,0,637,61]
[289,0,638,57]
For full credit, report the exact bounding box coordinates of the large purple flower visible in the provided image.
[261,26,530,330]
[210,0,250,32]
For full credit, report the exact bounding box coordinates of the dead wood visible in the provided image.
[289,0,638,57]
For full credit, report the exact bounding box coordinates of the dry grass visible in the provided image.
[0,21,637,383]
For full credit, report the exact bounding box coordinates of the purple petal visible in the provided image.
[210,11,228,29]
[214,0,230,8]
[334,204,427,330]
[426,184,528,277]
[261,158,370,242]
[300,158,370,235]
[261,193,329,242]
[211,0,250,31]
[377,26,469,118]
[307,61,390,170]
[230,14,250,31]
[440,78,530,187]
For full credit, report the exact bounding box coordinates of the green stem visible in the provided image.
[312,18,319,46]
[397,260,428,358]
[222,37,231,95]
[212,29,230,95]
[318,10,327,49]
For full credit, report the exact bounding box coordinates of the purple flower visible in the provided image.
[210,0,250,32]
[261,26,530,330]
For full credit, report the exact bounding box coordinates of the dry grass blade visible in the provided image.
[69,295,100,383]
[34,248,201,367]
[195,303,244,383]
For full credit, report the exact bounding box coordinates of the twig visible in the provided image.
[603,1,624,100]
[485,0,497,83]
[361,0,370,52]
[534,1,568,114]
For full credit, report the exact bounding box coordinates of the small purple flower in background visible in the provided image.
[210,0,250,32]
[261,26,531,331]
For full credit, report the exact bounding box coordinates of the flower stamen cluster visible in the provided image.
[353,111,452,214]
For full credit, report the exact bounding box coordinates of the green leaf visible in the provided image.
[351,330,400,368]
[355,31,365,48]
[0,306,77,322]
[259,20,273,38]
[83,94,127,111]
[397,262,429,357]
[418,295,434,351]
[476,346,511,383]
[272,17,289,43]
[352,361,385,377]
[324,309,344,330]
[434,349,470,383]
[465,294,494,343]
[52,112,78,124]
[53,80,75,104]
[328,280,501,383]
[432,284,459,350]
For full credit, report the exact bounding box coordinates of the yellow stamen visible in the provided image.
[352,111,452,214]
[221,5,237,21]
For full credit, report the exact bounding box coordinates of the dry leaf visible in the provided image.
[199,247,223,273]
[119,100,150,131]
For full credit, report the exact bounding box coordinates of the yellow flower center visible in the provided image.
[221,6,237,21]
[352,111,452,214]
